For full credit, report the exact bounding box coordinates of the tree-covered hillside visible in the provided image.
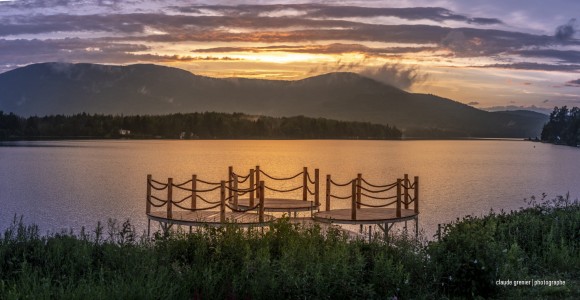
[541,106,580,146]
[0,111,401,140]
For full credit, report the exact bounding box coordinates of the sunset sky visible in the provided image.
[1,0,579,112]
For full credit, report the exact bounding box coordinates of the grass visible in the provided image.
[0,195,578,299]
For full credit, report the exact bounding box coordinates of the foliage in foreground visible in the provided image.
[0,195,578,299]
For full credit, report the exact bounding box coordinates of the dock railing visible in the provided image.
[229,166,320,209]
[146,174,267,232]
[324,174,419,220]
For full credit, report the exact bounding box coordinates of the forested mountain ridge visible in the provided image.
[0,62,547,138]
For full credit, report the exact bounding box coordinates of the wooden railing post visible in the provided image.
[414,176,419,214]
[228,166,233,201]
[302,167,308,201]
[259,181,265,223]
[220,181,226,223]
[396,178,401,218]
[146,174,152,214]
[249,169,255,207]
[167,178,173,219]
[351,180,357,220]
[255,165,260,199]
[404,174,409,209]
[356,173,362,209]
[314,169,320,208]
[325,175,331,211]
[192,174,197,210]
[233,174,239,209]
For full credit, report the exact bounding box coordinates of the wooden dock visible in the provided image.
[146,166,420,238]
[148,210,275,227]
[237,198,316,212]
[314,208,417,224]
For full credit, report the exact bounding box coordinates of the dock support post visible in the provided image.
[415,216,419,238]
[228,166,233,202]
[303,167,308,201]
[233,174,239,209]
[414,176,419,214]
[192,175,197,210]
[249,169,255,207]
[351,180,357,220]
[314,169,320,209]
[325,175,331,211]
[147,219,151,237]
[255,166,260,199]
[356,174,362,209]
[396,179,401,218]
[220,181,226,223]
[167,178,173,219]
[404,174,409,209]
[259,181,265,223]
[146,174,152,215]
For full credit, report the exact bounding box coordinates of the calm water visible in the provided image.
[1,140,579,238]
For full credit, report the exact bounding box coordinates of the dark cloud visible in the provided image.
[480,62,580,72]
[515,49,580,63]
[0,38,239,67]
[467,101,480,105]
[0,12,560,60]
[565,79,580,87]
[555,18,576,41]
[173,4,503,25]
[359,63,429,90]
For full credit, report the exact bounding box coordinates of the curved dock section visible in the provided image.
[229,166,320,216]
[146,174,275,234]
[313,174,420,236]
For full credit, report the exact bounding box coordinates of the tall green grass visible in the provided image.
[0,195,578,299]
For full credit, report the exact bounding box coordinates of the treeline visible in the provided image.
[0,111,401,140]
[541,106,580,146]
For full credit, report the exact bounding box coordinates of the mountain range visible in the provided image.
[0,62,548,138]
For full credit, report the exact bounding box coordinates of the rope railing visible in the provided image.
[264,185,303,193]
[173,194,193,204]
[306,186,316,196]
[358,184,397,194]
[149,182,168,191]
[329,179,354,187]
[172,185,221,193]
[149,195,167,203]
[306,172,316,184]
[361,178,398,189]
[259,169,304,181]
[360,192,397,200]
[196,178,231,185]
[329,193,352,200]
[150,179,168,187]
[236,175,251,184]
[173,179,193,188]
[231,171,252,182]
[147,196,168,207]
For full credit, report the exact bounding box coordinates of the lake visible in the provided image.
[1,139,579,238]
